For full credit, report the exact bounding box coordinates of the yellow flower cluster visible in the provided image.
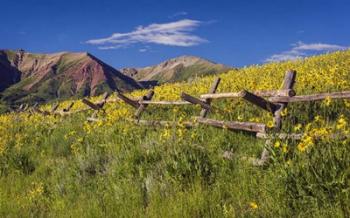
[27,182,44,201]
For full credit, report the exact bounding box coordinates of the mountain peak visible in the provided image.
[122,55,231,83]
[0,50,141,105]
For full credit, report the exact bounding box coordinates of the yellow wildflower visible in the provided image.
[336,115,347,130]
[344,100,350,108]
[294,123,302,131]
[314,115,322,122]
[249,202,258,209]
[28,182,44,201]
[297,136,314,152]
[267,120,274,128]
[274,141,281,148]
[282,143,288,153]
[280,108,288,117]
[322,96,332,107]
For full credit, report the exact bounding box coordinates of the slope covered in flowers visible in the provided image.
[1,50,350,217]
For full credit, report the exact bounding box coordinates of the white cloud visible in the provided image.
[139,48,147,52]
[266,53,304,62]
[169,11,188,18]
[293,41,346,51]
[266,41,348,62]
[86,19,207,49]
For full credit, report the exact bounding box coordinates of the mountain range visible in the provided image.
[0,49,231,110]
[121,55,230,84]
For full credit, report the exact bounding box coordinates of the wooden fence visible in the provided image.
[16,70,350,136]
[14,70,350,165]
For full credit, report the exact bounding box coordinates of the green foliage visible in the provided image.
[284,139,350,217]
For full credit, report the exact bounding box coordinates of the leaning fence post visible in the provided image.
[181,92,211,110]
[241,90,280,114]
[116,91,140,109]
[82,99,101,111]
[254,70,296,166]
[200,77,221,118]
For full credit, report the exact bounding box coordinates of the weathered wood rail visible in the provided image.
[269,91,350,103]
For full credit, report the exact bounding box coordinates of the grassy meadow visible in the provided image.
[1,50,350,217]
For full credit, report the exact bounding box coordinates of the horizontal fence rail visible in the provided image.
[269,91,350,103]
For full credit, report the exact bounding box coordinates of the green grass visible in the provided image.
[1,100,350,217]
[1,51,350,217]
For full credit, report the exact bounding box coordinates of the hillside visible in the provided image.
[122,55,231,84]
[1,50,350,217]
[0,50,141,107]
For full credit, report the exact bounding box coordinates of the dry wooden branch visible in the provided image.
[181,92,211,110]
[195,117,266,133]
[269,91,350,103]
[200,77,221,118]
[135,90,155,119]
[200,89,295,99]
[241,90,280,113]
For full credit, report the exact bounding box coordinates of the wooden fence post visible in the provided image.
[134,89,155,119]
[273,70,296,129]
[254,70,296,166]
[200,77,221,118]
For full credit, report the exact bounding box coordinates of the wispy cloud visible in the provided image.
[86,19,207,50]
[169,11,188,18]
[266,41,348,62]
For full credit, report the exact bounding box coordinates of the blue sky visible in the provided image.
[1,0,349,68]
